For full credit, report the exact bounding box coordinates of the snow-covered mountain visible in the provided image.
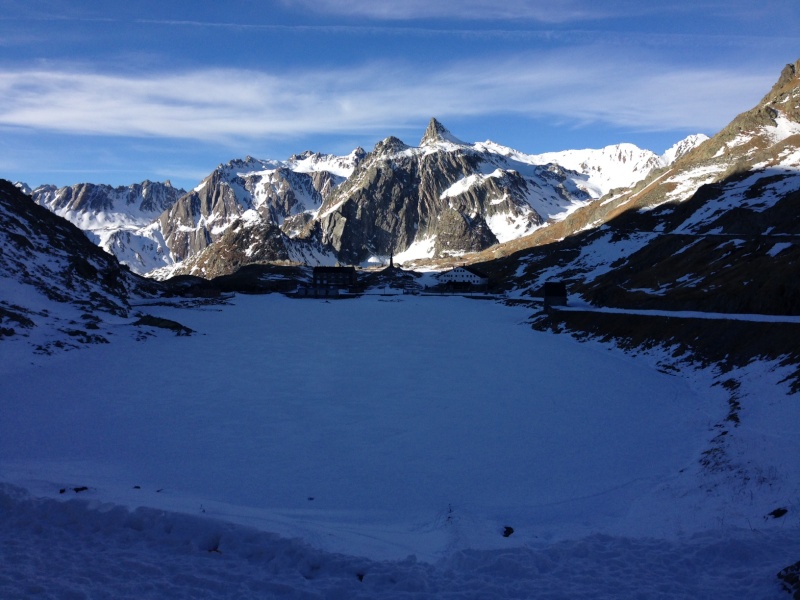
[28,180,186,275]
[477,134,707,200]
[484,59,800,320]
[26,120,694,278]
[144,149,367,278]
[157,119,694,278]
[660,133,710,165]
[314,119,589,266]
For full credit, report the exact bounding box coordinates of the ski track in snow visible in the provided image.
[1,294,798,598]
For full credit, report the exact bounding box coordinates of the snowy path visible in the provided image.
[557,301,800,323]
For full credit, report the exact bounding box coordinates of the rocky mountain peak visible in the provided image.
[420,118,463,146]
[350,147,368,163]
[775,59,800,90]
[661,134,710,165]
[750,58,799,118]
[290,150,318,161]
[14,181,32,195]
[374,136,410,156]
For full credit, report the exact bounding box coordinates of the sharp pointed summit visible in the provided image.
[420,118,464,146]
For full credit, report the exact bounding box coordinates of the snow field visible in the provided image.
[1,295,707,558]
[1,294,798,598]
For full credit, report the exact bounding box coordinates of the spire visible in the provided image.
[420,118,463,146]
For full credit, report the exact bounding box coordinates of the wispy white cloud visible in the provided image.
[274,0,737,23]
[298,0,798,23]
[0,53,773,145]
[276,0,627,22]
[131,18,573,40]
[128,18,795,50]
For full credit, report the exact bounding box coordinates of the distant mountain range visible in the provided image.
[19,121,705,279]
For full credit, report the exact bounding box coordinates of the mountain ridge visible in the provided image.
[23,121,701,278]
[471,59,800,320]
[0,179,168,353]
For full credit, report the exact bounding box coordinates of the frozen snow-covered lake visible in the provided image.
[1,294,798,598]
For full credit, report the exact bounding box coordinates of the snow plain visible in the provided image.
[1,294,798,598]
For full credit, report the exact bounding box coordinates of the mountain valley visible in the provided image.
[2,58,800,600]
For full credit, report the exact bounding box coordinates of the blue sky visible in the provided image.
[1,0,798,190]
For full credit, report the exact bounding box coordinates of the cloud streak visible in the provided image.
[277,0,635,23]
[0,54,772,145]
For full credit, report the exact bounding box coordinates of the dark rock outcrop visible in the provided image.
[0,179,139,316]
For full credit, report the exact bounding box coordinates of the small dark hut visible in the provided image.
[543,281,568,309]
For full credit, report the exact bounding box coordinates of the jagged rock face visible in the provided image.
[433,207,498,256]
[280,211,317,239]
[318,144,490,263]
[234,162,336,224]
[167,214,332,279]
[420,117,463,145]
[153,152,362,270]
[317,119,587,264]
[171,216,291,278]
[32,180,184,228]
[29,180,186,275]
[159,171,240,261]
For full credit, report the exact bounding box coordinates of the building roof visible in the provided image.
[313,265,356,273]
[543,281,567,296]
[461,265,488,278]
[440,265,489,279]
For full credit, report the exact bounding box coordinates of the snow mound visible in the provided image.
[1,484,796,599]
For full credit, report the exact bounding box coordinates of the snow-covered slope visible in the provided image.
[475,134,706,198]
[159,122,705,274]
[0,179,165,355]
[482,60,800,314]
[476,141,657,200]
[660,133,710,165]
